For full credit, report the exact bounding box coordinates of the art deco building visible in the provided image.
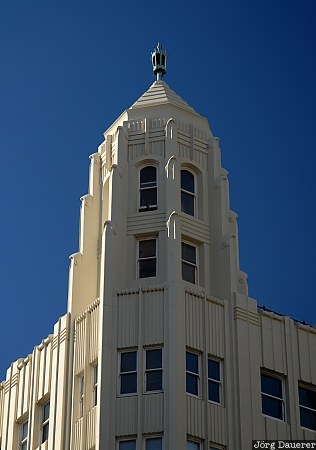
[1,45,315,450]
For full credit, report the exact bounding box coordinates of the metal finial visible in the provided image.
[151,43,167,80]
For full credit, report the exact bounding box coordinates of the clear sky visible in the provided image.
[1,1,315,380]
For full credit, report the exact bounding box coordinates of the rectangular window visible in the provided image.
[298,384,316,431]
[182,242,197,284]
[145,436,163,450]
[186,351,199,396]
[20,420,28,450]
[145,348,163,392]
[187,440,200,450]
[139,165,157,211]
[208,358,222,404]
[41,402,50,443]
[118,439,137,450]
[261,372,285,421]
[92,364,98,407]
[120,351,137,395]
[79,374,84,417]
[138,238,157,278]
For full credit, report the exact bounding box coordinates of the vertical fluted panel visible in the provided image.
[297,327,316,384]
[117,293,139,348]
[75,316,86,374]
[116,396,138,436]
[143,393,164,433]
[261,315,286,373]
[143,289,164,344]
[88,303,99,363]
[208,402,227,445]
[86,407,96,450]
[73,418,83,450]
[206,299,225,357]
[186,395,205,438]
[185,292,204,350]
[37,340,52,401]
[16,358,31,419]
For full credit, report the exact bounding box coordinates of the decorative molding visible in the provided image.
[80,194,93,206]
[234,306,259,326]
[69,252,82,266]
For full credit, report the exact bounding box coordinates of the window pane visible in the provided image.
[300,407,316,431]
[181,191,194,216]
[121,352,137,372]
[187,441,200,450]
[208,359,220,380]
[186,352,198,373]
[42,423,49,443]
[119,440,137,450]
[262,395,283,419]
[140,188,157,209]
[22,421,28,439]
[182,262,196,283]
[208,381,220,403]
[140,166,156,185]
[299,387,316,409]
[146,370,162,391]
[182,243,196,264]
[146,349,162,369]
[186,373,198,396]
[139,239,156,258]
[121,373,137,394]
[43,402,50,421]
[22,443,27,450]
[139,258,156,278]
[146,437,162,450]
[261,374,282,398]
[181,170,194,193]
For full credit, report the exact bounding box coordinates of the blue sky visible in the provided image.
[1,0,315,380]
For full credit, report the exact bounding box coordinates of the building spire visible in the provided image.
[151,43,167,81]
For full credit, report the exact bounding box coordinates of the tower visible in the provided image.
[1,45,315,450]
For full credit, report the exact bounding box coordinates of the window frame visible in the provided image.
[118,438,137,450]
[41,401,50,444]
[144,435,163,450]
[181,168,196,217]
[181,241,198,284]
[137,237,157,279]
[20,419,28,450]
[78,373,85,418]
[208,357,223,405]
[187,439,201,450]
[119,350,138,396]
[186,350,200,397]
[260,371,286,421]
[144,347,163,393]
[298,383,316,432]
[139,164,158,212]
[92,363,98,407]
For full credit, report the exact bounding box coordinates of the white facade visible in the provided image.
[1,78,316,450]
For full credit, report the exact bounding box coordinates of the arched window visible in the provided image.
[139,165,157,212]
[181,169,195,216]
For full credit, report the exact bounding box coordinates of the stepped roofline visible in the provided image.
[130,79,198,114]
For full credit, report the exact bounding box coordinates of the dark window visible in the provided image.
[208,358,222,404]
[41,402,50,443]
[187,441,200,450]
[299,385,316,431]
[119,440,136,450]
[186,351,199,396]
[138,239,157,278]
[146,437,163,450]
[21,421,28,450]
[261,373,285,420]
[120,351,137,395]
[92,364,98,407]
[181,170,195,216]
[182,242,197,284]
[139,166,157,211]
[145,349,163,392]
